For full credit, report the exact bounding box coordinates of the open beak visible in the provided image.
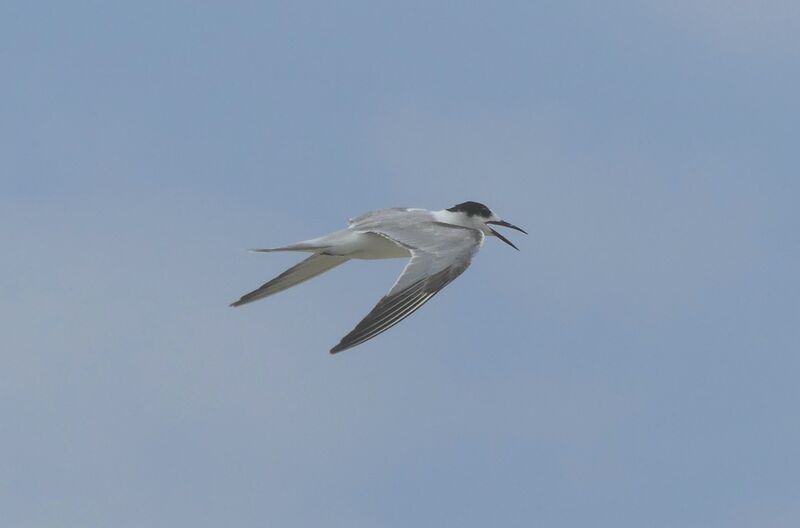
[486,220,527,234]
[486,220,527,251]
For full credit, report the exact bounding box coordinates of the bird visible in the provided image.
[231,201,526,354]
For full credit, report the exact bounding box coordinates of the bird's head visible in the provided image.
[444,201,527,250]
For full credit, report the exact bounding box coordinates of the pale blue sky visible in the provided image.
[2,2,799,527]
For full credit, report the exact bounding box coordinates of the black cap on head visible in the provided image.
[447,201,492,218]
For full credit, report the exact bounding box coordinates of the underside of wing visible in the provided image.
[329,224,483,354]
[329,264,464,354]
[231,254,348,307]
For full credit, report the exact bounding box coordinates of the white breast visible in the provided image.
[328,231,411,259]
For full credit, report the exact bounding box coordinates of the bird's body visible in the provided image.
[231,202,525,353]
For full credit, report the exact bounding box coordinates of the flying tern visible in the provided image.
[231,201,526,353]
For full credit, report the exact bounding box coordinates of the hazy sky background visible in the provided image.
[2,2,799,527]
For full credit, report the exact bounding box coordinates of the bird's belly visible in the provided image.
[336,232,411,259]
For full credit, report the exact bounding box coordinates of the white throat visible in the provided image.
[432,209,488,232]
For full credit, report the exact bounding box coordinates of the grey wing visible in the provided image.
[329,223,483,354]
[231,254,349,307]
[347,207,420,227]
